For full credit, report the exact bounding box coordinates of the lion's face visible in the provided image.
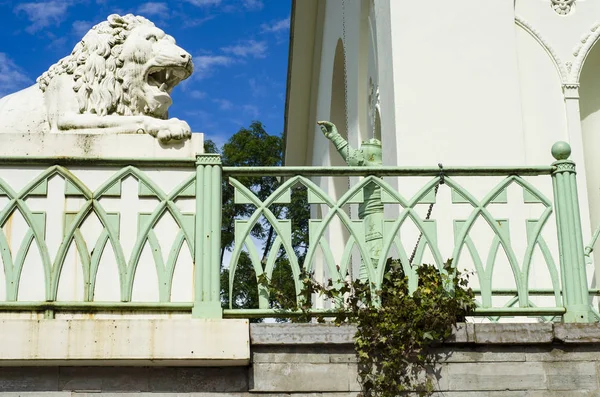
[119,24,193,118]
[37,14,194,119]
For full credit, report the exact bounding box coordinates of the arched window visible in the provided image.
[579,40,600,277]
[326,37,352,277]
[329,38,348,168]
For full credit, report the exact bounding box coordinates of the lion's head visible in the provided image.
[37,14,193,119]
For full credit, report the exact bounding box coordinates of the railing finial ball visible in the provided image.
[552,141,571,161]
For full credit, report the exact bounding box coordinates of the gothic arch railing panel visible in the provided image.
[0,165,197,308]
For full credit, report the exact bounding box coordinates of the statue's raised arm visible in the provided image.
[317,121,364,166]
[0,14,194,143]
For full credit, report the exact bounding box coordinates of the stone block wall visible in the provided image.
[3,323,600,396]
[250,323,600,396]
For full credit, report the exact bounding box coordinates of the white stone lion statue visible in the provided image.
[0,14,194,143]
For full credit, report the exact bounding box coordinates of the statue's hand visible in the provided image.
[317,120,336,138]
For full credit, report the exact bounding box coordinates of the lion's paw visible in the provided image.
[156,118,192,143]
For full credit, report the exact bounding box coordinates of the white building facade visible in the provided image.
[285,0,600,308]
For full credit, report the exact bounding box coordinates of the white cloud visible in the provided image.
[183,109,217,131]
[46,35,67,51]
[189,90,207,99]
[185,0,221,7]
[213,98,233,110]
[261,17,290,33]
[0,53,32,98]
[221,40,267,59]
[242,0,263,10]
[184,109,212,119]
[137,2,169,18]
[194,55,234,79]
[72,20,92,37]
[15,1,71,33]
[243,104,259,118]
[248,78,265,97]
[182,15,216,28]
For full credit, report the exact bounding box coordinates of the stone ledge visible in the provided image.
[0,319,249,366]
[471,323,554,344]
[554,323,600,343]
[0,132,204,159]
[251,323,600,345]
[250,323,356,345]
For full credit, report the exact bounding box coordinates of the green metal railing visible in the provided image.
[222,142,596,323]
[0,142,596,322]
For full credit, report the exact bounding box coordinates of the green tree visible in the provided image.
[205,122,309,311]
[203,139,219,155]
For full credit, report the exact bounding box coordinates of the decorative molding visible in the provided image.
[514,15,568,83]
[514,15,600,85]
[563,84,580,99]
[196,154,222,165]
[553,161,576,173]
[570,22,600,82]
[572,24,600,57]
[551,0,576,15]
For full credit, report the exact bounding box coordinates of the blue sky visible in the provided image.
[0,0,291,147]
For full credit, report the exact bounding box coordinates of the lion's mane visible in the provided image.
[37,14,153,117]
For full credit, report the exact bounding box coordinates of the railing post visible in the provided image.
[551,141,594,322]
[192,154,223,318]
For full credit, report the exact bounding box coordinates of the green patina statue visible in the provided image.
[317,120,383,281]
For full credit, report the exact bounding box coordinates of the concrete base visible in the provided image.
[0,319,249,366]
[2,323,600,395]
[0,367,249,395]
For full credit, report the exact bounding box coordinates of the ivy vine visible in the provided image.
[264,259,476,396]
